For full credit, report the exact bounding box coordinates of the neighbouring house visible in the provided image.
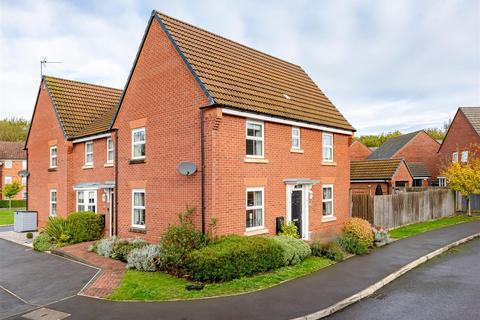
[368,130,440,186]
[25,76,122,232]
[349,140,372,160]
[0,141,27,200]
[406,162,431,187]
[437,107,480,187]
[350,158,413,195]
[27,11,355,241]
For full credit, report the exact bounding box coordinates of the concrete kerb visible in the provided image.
[292,233,480,320]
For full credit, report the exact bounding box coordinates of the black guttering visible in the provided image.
[114,129,119,236]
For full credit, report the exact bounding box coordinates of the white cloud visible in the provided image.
[0,0,478,135]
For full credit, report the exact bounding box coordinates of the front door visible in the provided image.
[291,189,303,237]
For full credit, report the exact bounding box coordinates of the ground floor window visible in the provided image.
[438,177,446,187]
[22,191,27,200]
[50,190,57,216]
[246,187,264,230]
[132,189,145,228]
[77,190,97,212]
[413,179,423,187]
[322,185,334,218]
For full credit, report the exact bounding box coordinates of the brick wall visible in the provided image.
[391,160,413,186]
[349,140,372,160]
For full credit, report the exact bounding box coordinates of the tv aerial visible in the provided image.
[40,58,63,77]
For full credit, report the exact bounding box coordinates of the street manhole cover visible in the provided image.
[22,307,70,320]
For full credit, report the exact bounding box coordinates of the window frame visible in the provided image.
[461,151,468,163]
[49,146,57,168]
[245,187,265,231]
[106,138,114,163]
[84,141,94,166]
[322,184,334,218]
[4,160,12,168]
[322,132,334,162]
[131,189,146,228]
[50,189,57,216]
[438,177,447,187]
[4,176,12,184]
[452,152,458,163]
[21,176,26,186]
[131,128,146,160]
[76,190,97,213]
[291,126,301,150]
[22,160,27,170]
[245,120,264,158]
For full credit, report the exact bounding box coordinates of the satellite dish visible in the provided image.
[177,162,197,176]
[18,170,29,178]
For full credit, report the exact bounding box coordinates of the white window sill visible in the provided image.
[290,148,304,153]
[244,157,269,163]
[104,163,114,168]
[244,228,269,236]
[321,161,336,166]
[82,165,94,169]
[322,216,337,223]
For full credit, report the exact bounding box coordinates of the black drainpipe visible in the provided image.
[200,109,206,235]
[114,129,119,236]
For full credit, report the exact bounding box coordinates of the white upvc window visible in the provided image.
[132,189,146,228]
[322,132,333,162]
[106,138,114,163]
[21,177,26,186]
[452,152,458,163]
[132,128,146,159]
[461,151,468,163]
[77,190,97,213]
[22,191,27,200]
[291,127,300,149]
[322,185,334,218]
[438,177,447,187]
[85,141,94,166]
[50,146,57,168]
[246,120,264,158]
[22,160,27,170]
[5,160,12,168]
[4,176,12,184]
[246,187,264,230]
[50,189,57,216]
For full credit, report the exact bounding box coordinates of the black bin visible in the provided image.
[276,216,285,235]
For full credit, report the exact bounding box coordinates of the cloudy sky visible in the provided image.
[0,0,478,135]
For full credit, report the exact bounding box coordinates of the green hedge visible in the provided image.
[0,200,26,208]
[185,235,284,282]
[65,212,104,244]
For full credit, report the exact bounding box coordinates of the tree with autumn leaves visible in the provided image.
[442,144,480,216]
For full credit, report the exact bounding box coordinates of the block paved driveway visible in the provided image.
[0,239,98,319]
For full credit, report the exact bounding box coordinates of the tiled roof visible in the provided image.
[351,159,404,180]
[156,12,354,132]
[0,141,26,159]
[460,107,480,135]
[44,76,122,138]
[368,131,421,160]
[406,162,430,178]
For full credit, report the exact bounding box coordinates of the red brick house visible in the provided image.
[368,130,440,187]
[27,11,355,241]
[351,159,413,195]
[437,107,480,186]
[0,141,27,200]
[349,140,372,160]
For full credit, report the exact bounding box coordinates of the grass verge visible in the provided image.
[0,210,14,225]
[389,215,480,239]
[109,256,333,301]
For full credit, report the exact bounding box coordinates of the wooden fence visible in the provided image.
[352,189,455,229]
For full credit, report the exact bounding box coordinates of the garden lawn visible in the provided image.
[0,210,14,225]
[109,256,333,301]
[389,215,480,239]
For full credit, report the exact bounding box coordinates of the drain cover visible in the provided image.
[22,307,70,320]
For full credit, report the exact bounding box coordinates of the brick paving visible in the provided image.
[54,241,126,298]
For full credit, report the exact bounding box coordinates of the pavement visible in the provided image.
[326,238,480,320]
[2,220,480,320]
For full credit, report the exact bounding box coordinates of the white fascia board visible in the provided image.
[72,133,111,144]
[221,108,353,135]
[351,179,389,183]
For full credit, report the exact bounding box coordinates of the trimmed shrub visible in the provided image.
[33,233,53,251]
[337,233,369,255]
[310,241,345,262]
[96,237,118,257]
[271,236,311,266]
[44,216,68,244]
[126,244,161,272]
[185,235,284,282]
[0,199,26,208]
[26,232,33,239]
[111,238,148,262]
[343,218,374,247]
[158,208,207,273]
[278,222,299,238]
[65,212,104,244]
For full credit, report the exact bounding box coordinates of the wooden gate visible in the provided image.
[351,194,374,224]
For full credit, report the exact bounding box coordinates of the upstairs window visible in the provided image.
[246,187,264,230]
[461,151,468,163]
[246,120,264,157]
[132,189,146,228]
[452,152,458,163]
[291,127,300,149]
[85,141,94,166]
[50,146,57,168]
[106,138,114,163]
[132,128,146,159]
[322,132,333,162]
[322,185,334,218]
[50,190,57,216]
[5,160,12,168]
